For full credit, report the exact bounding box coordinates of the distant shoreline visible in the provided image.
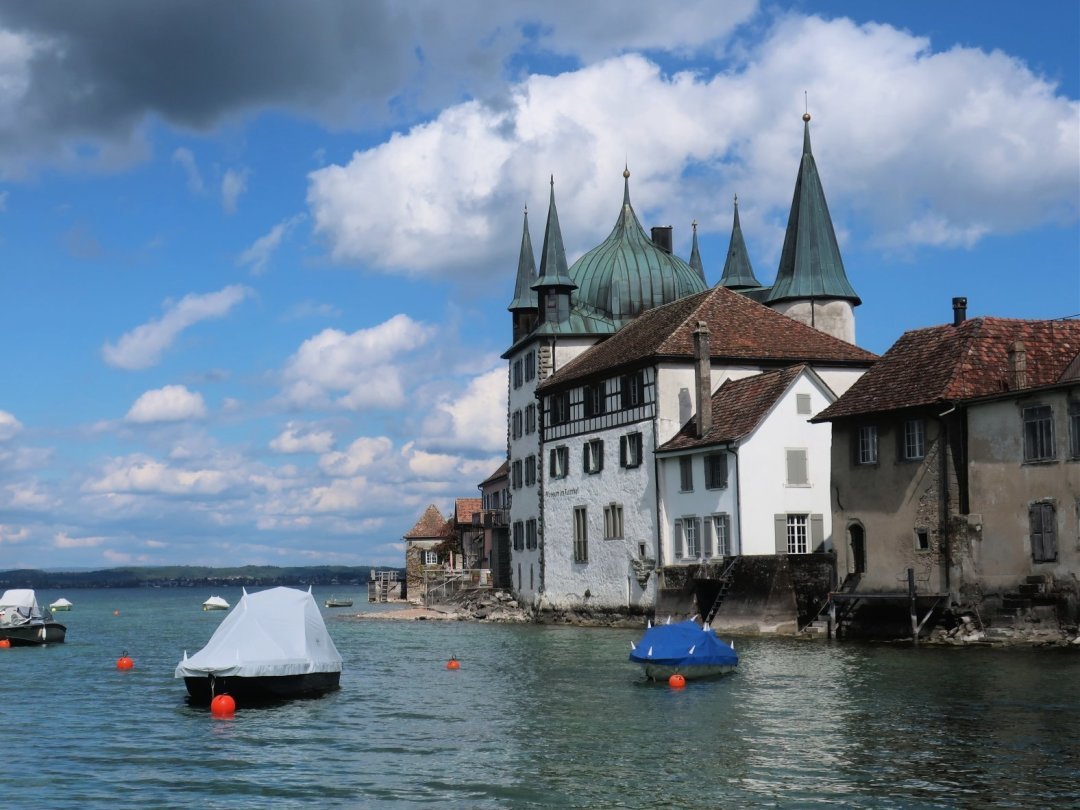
[0,565,403,590]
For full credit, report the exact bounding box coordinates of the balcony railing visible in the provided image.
[472,509,509,528]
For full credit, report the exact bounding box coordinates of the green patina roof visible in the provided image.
[689,221,706,285]
[570,171,707,328]
[718,195,762,290]
[766,118,860,306]
[507,206,538,311]
[531,177,575,292]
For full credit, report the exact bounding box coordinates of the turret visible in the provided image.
[508,206,539,342]
[531,177,576,325]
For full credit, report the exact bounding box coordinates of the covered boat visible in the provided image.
[176,586,342,705]
[0,589,67,645]
[49,597,73,612]
[629,618,738,681]
[202,595,229,611]
[324,596,353,608]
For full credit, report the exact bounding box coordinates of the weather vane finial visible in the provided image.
[803,91,810,122]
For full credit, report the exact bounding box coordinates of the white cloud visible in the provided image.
[54,531,106,549]
[0,524,28,544]
[222,167,250,214]
[270,422,336,454]
[281,314,436,409]
[237,214,305,275]
[102,284,253,370]
[308,18,1078,277]
[84,454,239,496]
[319,436,393,476]
[0,409,22,440]
[172,146,204,193]
[125,385,207,424]
[421,367,507,452]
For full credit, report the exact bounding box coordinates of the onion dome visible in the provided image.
[766,115,860,306]
[570,169,707,326]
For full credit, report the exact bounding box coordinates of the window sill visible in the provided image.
[785,483,811,488]
[1021,459,1059,466]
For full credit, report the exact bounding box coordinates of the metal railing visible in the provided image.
[423,568,492,606]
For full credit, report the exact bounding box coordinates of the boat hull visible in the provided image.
[183,671,341,705]
[641,662,736,681]
[324,600,353,608]
[0,621,67,646]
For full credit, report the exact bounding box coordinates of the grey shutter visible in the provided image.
[811,514,825,552]
[674,519,684,559]
[703,517,714,557]
[774,514,787,553]
[598,441,604,471]
[1045,506,1057,560]
[620,435,627,467]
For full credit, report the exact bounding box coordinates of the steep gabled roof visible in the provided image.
[815,317,1080,421]
[659,365,809,452]
[766,117,859,306]
[403,504,449,539]
[479,460,509,487]
[537,285,876,391]
[454,498,483,526]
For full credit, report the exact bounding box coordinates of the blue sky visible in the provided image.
[0,1,1075,569]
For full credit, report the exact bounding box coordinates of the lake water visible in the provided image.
[3,587,1078,809]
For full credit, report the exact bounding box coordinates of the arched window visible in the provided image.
[847,522,867,575]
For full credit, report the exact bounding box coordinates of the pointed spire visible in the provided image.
[718,194,762,290]
[622,165,631,208]
[689,220,706,284]
[507,205,538,312]
[766,113,860,305]
[532,176,575,290]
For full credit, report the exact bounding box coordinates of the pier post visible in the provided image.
[908,568,918,646]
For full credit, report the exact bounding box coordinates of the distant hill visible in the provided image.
[0,565,403,589]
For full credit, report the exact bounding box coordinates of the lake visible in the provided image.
[3,587,1078,808]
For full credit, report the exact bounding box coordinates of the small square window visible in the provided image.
[796,393,812,415]
[915,529,930,551]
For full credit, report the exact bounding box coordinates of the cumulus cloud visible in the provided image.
[319,436,393,476]
[102,284,252,370]
[172,146,204,193]
[270,422,335,454]
[308,18,1078,277]
[221,167,250,214]
[0,409,22,440]
[84,454,240,496]
[421,367,507,452]
[0,524,28,544]
[0,2,755,174]
[54,531,106,549]
[237,214,304,274]
[281,313,436,409]
[125,384,207,424]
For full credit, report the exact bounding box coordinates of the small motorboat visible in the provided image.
[0,589,67,645]
[49,597,73,612]
[629,617,738,681]
[324,596,353,608]
[177,586,343,706]
[202,595,230,611]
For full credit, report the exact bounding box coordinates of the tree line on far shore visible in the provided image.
[0,565,403,590]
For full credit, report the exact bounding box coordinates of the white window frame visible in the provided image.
[604,503,624,539]
[904,419,926,460]
[423,550,438,566]
[684,516,700,558]
[787,514,809,554]
[712,513,730,557]
[857,425,878,465]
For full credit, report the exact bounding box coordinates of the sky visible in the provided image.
[0,1,1075,570]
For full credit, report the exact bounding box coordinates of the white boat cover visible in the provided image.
[49,598,73,608]
[0,589,40,610]
[176,586,342,679]
[202,595,229,609]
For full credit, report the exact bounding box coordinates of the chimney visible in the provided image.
[693,321,712,438]
[650,225,673,254]
[952,296,967,327]
[1008,341,1028,390]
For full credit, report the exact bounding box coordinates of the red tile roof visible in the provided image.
[659,365,807,451]
[815,317,1080,421]
[454,498,483,525]
[538,285,876,391]
[403,504,449,539]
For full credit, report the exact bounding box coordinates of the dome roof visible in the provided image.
[570,173,707,326]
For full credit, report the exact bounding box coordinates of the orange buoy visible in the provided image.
[211,694,236,718]
[0,638,10,648]
[668,673,686,689]
[446,656,461,670]
[116,652,134,670]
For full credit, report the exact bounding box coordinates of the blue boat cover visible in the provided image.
[628,620,738,669]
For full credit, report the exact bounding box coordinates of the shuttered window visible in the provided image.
[673,519,684,559]
[1030,502,1057,562]
[679,456,693,491]
[584,439,604,474]
[573,507,588,563]
[786,448,808,486]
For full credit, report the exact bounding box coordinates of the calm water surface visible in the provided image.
[3,587,1078,809]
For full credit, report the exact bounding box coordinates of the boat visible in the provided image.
[628,618,738,681]
[324,596,353,608]
[0,589,67,645]
[48,597,73,612]
[176,586,343,705]
[202,595,229,611]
